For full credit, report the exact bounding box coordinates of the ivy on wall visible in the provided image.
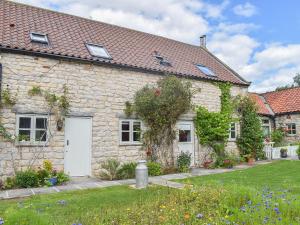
[124,76,193,164]
[194,82,233,157]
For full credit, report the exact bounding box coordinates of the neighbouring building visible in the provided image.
[250,87,300,143]
[0,0,249,178]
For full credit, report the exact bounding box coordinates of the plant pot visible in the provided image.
[48,177,57,186]
[247,158,255,166]
[280,152,288,158]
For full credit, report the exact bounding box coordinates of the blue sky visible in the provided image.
[15,0,300,92]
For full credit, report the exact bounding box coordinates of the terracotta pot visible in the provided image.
[247,158,255,166]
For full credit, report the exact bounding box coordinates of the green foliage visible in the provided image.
[147,161,162,176]
[0,123,14,142]
[99,159,121,180]
[271,128,285,146]
[117,162,137,179]
[296,145,300,156]
[130,76,192,160]
[124,101,134,117]
[3,177,16,189]
[237,96,264,159]
[0,86,17,107]
[15,170,40,188]
[37,169,50,186]
[194,82,232,157]
[177,152,191,172]
[28,86,42,96]
[56,171,70,185]
[43,160,53,172]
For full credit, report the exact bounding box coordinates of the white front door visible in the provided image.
[177,121,195,166]
[64,117,92,176]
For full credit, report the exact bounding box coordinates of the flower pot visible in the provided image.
[280,152,288,158]
[247,158,255,166]
[48,177,57,186]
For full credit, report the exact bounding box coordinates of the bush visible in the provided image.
[57,171,69,184]
[37,169,50,186]
[15,170,39,188]
[3,177,16,189]
[99,159,121,180]
[297,145,300,156]
[271,129,285,146]
[117,162,137,179]
[177,152,191,172]
[147,161,162,176]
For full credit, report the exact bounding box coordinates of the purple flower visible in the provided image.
[196,213,203,219]
[58,200,67,205]
[0,218,4,225]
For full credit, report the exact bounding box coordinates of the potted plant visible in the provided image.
[280,148,288,158]
[244,154,255,166]
[296,145,300,160]
[43,160,58,186]
[203,159,213,169]
[223,159,234,169]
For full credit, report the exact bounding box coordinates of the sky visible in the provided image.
[14,0,300,93]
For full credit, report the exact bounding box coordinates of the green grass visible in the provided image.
[178,160,300,193]
[0,161,300,225]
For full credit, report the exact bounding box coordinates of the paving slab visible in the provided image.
[0,191,8,199]
[6,189,33,198]
[32,187,57,195]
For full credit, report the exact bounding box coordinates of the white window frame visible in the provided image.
[119,119,142,145]
[261,118,271,138]
[16,114,49,145]
[286,123,296,136]
[229,122,237,141]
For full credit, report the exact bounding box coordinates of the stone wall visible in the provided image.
[0,53,247,178]
[275,114,300,143]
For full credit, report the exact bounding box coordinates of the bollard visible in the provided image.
[135,160,148,189]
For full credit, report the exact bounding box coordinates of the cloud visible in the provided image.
[233,2,257,17]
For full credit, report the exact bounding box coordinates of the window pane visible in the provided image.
[179,130,191,142]
[262,126,270,137]
[133,132,141,142]
[36,118,47,129]
[18,130,30,141]
[133,122,141,132]
[35,130,47,142]
[231,131,236,139]
[122,132,130,142]
[122,121,130,131]
[19,117,31,129]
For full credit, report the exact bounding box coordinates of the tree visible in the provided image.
[237,96,264,159]
[276,73,300,91]
[293,73,300,86]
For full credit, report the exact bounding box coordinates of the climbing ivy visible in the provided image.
[124,76,193,164]
[0,85,17,108]
[194,82,233,157]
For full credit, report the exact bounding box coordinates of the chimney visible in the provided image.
[200,35,206,48]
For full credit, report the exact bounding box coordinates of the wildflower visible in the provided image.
[58,200,67,205]
[274,207,280,214]
[184,213,190,219]
[0,218,4,225]
[196,213,203,219]
[247,200,252,205]
[160,205,166,209]
[240,206,246,212]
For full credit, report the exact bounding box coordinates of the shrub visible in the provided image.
[15,170,39,188]
[297,145,300,156]
[43,160,53,172]
[271,129,285,146]
[37,169,50,185]
[57,171,69,184]
[99,159,121,180]
[177,152,191,172]
[3,177,16,189]
[117,162,137,179]
[147,161,162,176]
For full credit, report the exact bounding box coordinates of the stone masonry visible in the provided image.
[0,53,248,178]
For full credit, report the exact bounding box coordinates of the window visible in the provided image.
[155,55,172,66]
[229,122,237,140]
[178,124,192,143]
[30,32,49,44]
[262,119,271,138]
[86,43,111,59]
[17,115,48,143]
[196,64,216,77]
[286,123,296,135]
[120,120,142,144]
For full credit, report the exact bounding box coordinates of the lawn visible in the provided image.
[0,161,299,225]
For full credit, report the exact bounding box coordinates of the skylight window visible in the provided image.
[196,64,216,77]
[155,55,171,67]
[30,32,49,44]
[86,43,111,59]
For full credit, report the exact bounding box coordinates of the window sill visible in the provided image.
[119,142,143,146]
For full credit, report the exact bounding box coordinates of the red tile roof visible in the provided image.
[262,87,300,115]
[249,93,273,116]
[0,0,249,85]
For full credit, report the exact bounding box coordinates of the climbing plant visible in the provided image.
[124,76,193,164]
[236,96,264,159]
[0,85,17,108]
[194,82,233,157]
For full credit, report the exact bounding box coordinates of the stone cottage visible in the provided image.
[0,0,249,177]
[250,87,300,143]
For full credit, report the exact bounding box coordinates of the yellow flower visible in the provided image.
[184,213,190,220]
[160,205,166,209]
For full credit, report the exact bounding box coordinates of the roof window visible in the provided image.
[86,43,111,59]
[155,55,172,67]
[30,32,49,44]
[196,64,216,77]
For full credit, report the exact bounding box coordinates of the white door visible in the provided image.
[177,121,195,166]
[64,117,92,176]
